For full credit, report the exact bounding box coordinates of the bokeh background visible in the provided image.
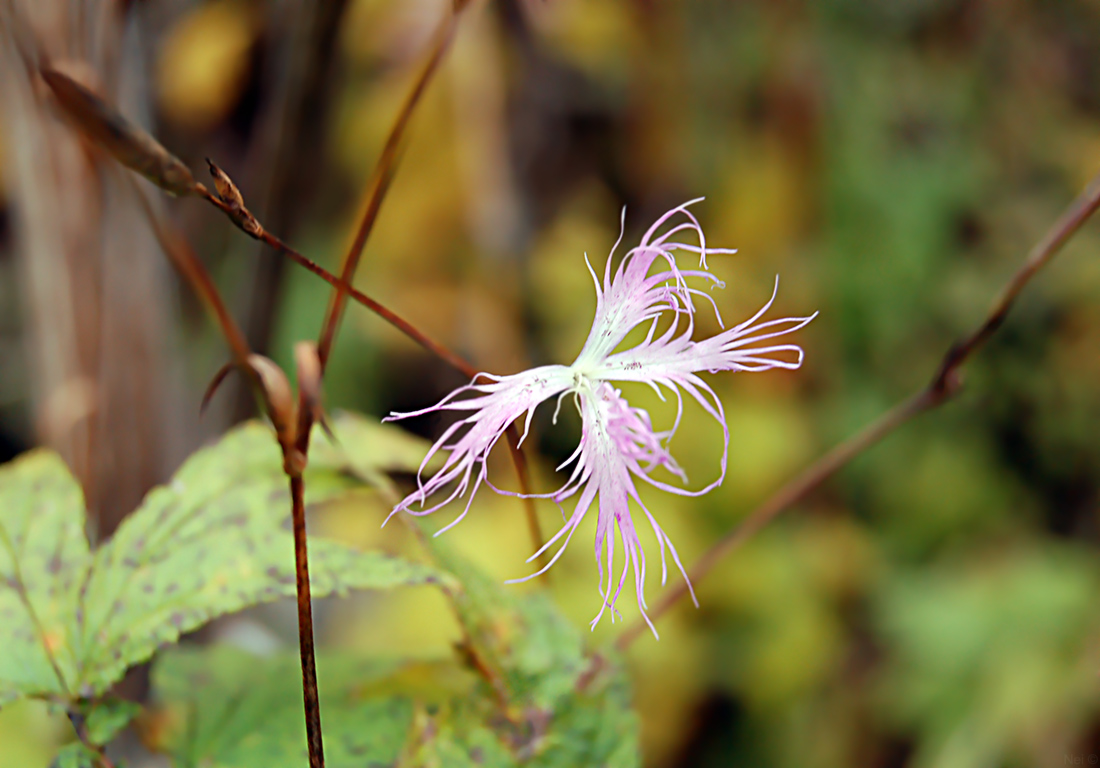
[4,0,1100,766]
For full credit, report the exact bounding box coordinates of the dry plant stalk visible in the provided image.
[41,50,330,768]
[201,161,472,374]
[42,68,199,197]
[289,5,476,763]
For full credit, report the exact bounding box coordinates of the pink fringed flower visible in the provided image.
[386,200,816,637]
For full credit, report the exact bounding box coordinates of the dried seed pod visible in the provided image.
[205,158,263,238]
[245,354,297,448]
[201,355,299,462]
[41,68,198,196]
[294,342,323,422]
[293,341,335,444]
[206,158,245,210]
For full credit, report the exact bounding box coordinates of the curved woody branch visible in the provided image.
[614,169,1100,651]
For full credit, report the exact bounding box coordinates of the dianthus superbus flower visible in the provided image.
[386,200,816,637]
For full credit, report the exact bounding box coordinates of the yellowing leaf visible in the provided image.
[0,420,446,706]
[156,0,257,132]
[148,546,640,768]
[0,452,88,705]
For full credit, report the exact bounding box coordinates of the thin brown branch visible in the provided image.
[126,175,251,367]
[131,169,327,768]
[200,165,475,378]
[281,7,475,766]
[232,0,349,384]
[930,171,1100,390]
[266,230,475,377]
[502,429,548,573]
[315,0,472,371]
[201,173,471,372]
[616,169,1100,651]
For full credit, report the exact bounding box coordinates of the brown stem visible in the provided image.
[131,175,327,768]
[502,427,548,575]
[929,171,1100,390]
[289,475,324,768]
[129,177,251,366]
[197,180,474,379]
[262,229,473,376]
[315,1,470,370]
[234,212,552,565]
[615,169,1100,650]
[282,7,474,766]
[232,0,350,385]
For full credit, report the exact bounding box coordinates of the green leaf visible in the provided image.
[50,742,101,768]
[150,640,638,768]
[0,452,89,705]
[0,420,448,705]
[75,421,444,696]
[405,704,516,767]
[528,663,639,768]
[151,646,413,768]
[84,698,141,745]
[429,542,640,767]
[431,543,586,712]
[146,547,639,768]
[875,545,1100,768]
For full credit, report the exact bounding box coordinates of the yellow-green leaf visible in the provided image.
[0,452,89,705]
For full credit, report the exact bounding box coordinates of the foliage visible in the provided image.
[875,545,1100,768]
[50,742,101,768]
[145,542,637,767]
[149,647,410,767]
[0,416,441,708]
[0,413,637,765]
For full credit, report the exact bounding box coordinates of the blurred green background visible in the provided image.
[4,0,1100,765]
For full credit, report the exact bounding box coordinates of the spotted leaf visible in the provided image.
[0,452,89,705]
[0,420,445,705]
